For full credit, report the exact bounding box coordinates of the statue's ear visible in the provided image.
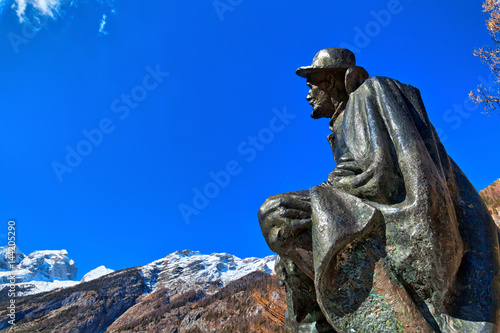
[345,67,369,94]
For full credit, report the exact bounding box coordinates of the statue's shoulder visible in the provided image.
[347,76,424,118]
[357,76,421,96]
[353,76,392,94]
[361,76,404,87]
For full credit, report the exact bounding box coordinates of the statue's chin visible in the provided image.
[310,109,331,119]
[310,108,324,119]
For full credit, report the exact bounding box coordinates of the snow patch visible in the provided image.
[0,278,80,297]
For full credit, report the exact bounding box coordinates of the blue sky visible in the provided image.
[1,0,499,278]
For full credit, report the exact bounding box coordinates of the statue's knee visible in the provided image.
[258,194,283,232]
[259,192,313,255]
[258,194,282,216]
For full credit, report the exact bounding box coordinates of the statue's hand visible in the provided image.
[258,191,312,256]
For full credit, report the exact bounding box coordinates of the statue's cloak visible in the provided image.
[310,76,500,331]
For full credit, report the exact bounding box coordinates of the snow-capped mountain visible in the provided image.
[0,246,77,283]
[1,249,281,332]
[0,247,275,299]
[0,246,114,297]
[0,249,279,332]
[17,249,77,281]
[140,249,276,294]
[81,265,115,283]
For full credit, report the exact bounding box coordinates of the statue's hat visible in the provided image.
[296,48,359,78]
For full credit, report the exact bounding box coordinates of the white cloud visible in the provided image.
[7,0,115,35]
[12,0,64,22]
[32,0,61,17]
[98,13,107,35]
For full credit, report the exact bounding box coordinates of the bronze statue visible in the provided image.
[259,48,500,332]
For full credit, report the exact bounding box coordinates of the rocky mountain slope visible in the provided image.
[0,250,284,332]
[106,270,285,333]
[480,178,500,225]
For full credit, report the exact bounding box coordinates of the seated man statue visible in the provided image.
[259,48,500,333]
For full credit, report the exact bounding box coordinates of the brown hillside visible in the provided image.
[480,179,500,226]
[2,269,286,333]
[106,271,286,333]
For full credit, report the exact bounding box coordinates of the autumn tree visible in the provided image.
[470,0,500,114]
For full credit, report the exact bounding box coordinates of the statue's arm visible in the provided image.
[323,83,405,204]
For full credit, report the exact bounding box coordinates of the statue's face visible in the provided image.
[306,72,337,119]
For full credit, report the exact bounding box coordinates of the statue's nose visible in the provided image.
[306,90,313,101]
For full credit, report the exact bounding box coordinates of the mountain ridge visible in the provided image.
[0,249,280,332]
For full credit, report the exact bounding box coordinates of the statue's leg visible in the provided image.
[259,190,315,278]
[259,190,335,332]
[276,256,336,333]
